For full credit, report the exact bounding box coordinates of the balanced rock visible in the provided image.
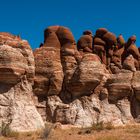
[77,35,93,53]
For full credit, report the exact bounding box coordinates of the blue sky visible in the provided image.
[0,0,140,49]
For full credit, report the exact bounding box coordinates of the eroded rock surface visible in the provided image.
[33,26,140,128]
[0,33,44,132]
[1,26,140,130]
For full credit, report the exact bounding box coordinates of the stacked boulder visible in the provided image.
[92,29,140,73]
[33,26,64,120]
[77,30,93,54]
[93,28,117,67]
[32,26,140,128]
[34,27,63,97]
[122,36,140,71]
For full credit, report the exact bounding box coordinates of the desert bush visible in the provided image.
[0,122,11,137]
[92,122,104,131]
[41,123,54,139]
[104,122,114,130]
[92,122,114,131]
[0,122,19,137]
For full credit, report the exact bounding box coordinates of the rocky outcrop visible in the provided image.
[33,26,140,128]
[0,33,44,132]
[1,26,140,130]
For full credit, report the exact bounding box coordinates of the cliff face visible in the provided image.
[0,26,140,131]
[0,33,44,132]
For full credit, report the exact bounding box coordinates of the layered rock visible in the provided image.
[0,33,44,132]
[66,53,109,100]
[1,26,140,130]
[33,26,140,128]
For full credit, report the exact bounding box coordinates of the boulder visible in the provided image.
[106,71,133,103]
[123,55,136,72]
[93,37,106,46]
[96,28,108,37]
[44,28,61,48]
[66,53,109,99]
[77,35,93,52]
[103,31,117,46]
[56,26,76,46]
[117,34,125,47]
[127,44,140,59]
[83,30,93,36]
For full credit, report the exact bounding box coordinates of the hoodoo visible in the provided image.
[1,26,140,131]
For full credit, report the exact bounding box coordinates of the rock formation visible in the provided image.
[1,26,140,131]
[33,26,140,128]
[0,33,44,132]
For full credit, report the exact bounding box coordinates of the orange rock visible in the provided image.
[103,31,117,46]
[127,44,140,59]
[77,35,93,51]
[56,26,75,46]
[96,28,108,37]
[117,34,125,47]
[93,37,106,46]
[44,28,61,48]
[83,30,93,36]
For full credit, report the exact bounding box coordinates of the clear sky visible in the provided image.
[0,0,140,49]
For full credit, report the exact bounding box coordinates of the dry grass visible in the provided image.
[1,123,140,140]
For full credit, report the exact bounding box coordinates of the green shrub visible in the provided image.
[104,122,114,130]
[92,122,114,131]
[41,123,54,139]
[0,122,19,137]
[92,122,104,131]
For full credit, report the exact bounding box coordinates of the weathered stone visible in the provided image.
[103,31,117,46]
[33,47,64,96]
[123,55,136,72]
[2,26,140,131]
[132,71,140,101]
[93,37,106,46]
[44,28,61,48]
[96,28,108,37]
[77,34,93,52]
[46,94,133,127]
[0,33,44,132]
[34,26,140,128]
[106,71,133,102]
[66,53,109,99]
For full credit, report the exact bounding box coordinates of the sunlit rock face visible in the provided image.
[1,26,140,130]
[33,26,140,128]
[0,45,27,84]
[0,33,44,132]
